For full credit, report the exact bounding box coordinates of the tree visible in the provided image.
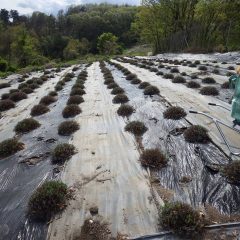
[0,9,9,26]
[0,58,8,72]
[10,10,20,24]
[63,38,80,60]
[97,32,122,55]
[11,26,39,67]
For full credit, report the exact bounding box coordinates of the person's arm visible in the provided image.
[229,75,237,89]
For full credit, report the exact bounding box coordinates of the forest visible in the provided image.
[0,0,240,73]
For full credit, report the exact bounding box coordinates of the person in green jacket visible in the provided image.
[229,66,240,126]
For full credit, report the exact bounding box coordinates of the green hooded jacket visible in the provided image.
[229,74,240,121]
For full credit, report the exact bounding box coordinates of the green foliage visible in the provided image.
[97,32,123,55]
[0,138,24,158]
[135,0,240,52]
[0,58,8,72]
[28,181,68,221]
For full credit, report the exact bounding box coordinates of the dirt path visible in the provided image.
[48,62,159,239]
[114,61,240,159]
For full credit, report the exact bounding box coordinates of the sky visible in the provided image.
[1,0,141,15]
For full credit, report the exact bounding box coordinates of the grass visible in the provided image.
[187,81,201,88]
[31,104,49,116]
[9,92,27,102]
[15,118,40,134]
[111,87,124,95]
[28,181,68,221]
[0,138,24,158]
[200,86,219,96]
[163,106,187,120]
[222,161,240,184]
[160,202,205,236]
[58,120,79,136]
[0,99,15,111]
[184,125,210,143]
[62,104,81,118]
[202,77,216,84]
[139,82,150,89]
[70,88,86,96]
[39,96,56,105]
[143,86,160,96]
[172,76,186,84]
[112,94,129,104]
[52,143,76,164]
[140,149,167,169]
[117,104,134,117]
[125,121,148,136]
[67,95,84,105]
